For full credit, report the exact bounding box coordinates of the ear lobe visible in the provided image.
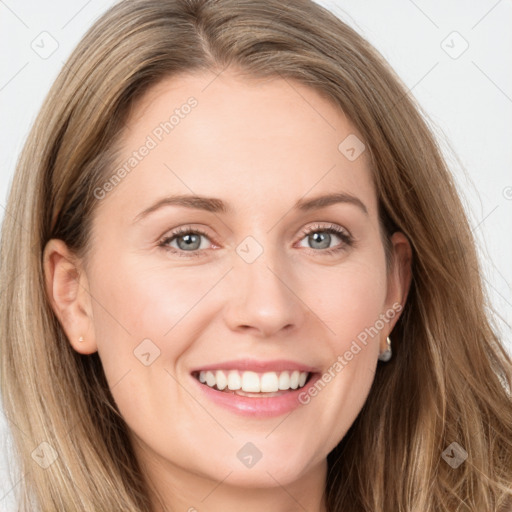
[43,239,97,355]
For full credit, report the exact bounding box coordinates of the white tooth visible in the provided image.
[227,370,242,390]
[205,371,216,387]
[290,370,300,389]
[216,370,227,390]
[241,371,260,392]
[260,372,279,392]
[202,369,308,392]
[278,371,291,390]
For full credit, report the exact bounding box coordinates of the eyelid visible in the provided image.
[298,222,352,238]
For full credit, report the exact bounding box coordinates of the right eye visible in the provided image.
[158,226,215,257]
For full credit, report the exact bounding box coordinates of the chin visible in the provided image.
[202,446,320,488]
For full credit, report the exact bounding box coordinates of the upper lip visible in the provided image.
[190,359,319,374]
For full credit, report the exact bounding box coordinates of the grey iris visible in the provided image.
[309,232,331,249]
[177,233,201,251]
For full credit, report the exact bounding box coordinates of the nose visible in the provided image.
[222,244,304,338]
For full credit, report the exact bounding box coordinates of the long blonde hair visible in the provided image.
[1,0,511,510]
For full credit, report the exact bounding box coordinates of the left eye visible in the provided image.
[297,225,352,252]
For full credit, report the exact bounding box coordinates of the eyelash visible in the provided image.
[158,223,354,258]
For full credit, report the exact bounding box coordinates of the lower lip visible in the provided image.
[191,373,321,417]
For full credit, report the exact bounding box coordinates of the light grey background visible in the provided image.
[1,1,511,509]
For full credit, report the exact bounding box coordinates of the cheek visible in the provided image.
[87,254,229,420]
[87,256,214,434]
[90,255,220,352]
[301,257,387,345]
[296,259,386,445]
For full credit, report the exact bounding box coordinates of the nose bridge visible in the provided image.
[223,234,302,337]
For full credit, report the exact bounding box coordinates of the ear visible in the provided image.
[381,231,412,348]
[43,239,97,355]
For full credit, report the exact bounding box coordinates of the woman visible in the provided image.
[1,0,511,510]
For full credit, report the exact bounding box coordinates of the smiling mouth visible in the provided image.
[192,369,313,397]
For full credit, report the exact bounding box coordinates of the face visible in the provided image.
[44,69,410,503]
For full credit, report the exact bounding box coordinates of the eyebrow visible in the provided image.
[132,192,368,223]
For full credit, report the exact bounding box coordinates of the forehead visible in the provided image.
[95,70,377,223]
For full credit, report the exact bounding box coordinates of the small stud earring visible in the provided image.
[378,336,392,362]
[78,336,85,343]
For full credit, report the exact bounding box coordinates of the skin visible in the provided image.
[43,69,412,512]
